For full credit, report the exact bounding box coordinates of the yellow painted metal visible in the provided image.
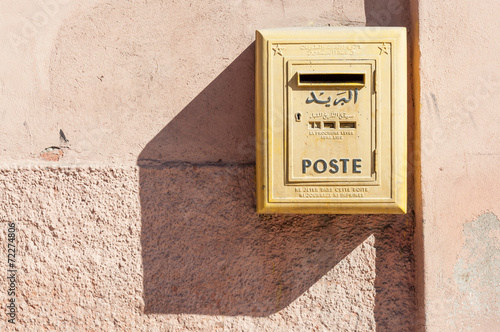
[255,27,407,214]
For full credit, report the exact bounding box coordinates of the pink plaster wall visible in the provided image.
[0,166,416,331]
[0,0,419,330]
[417,0,500,330]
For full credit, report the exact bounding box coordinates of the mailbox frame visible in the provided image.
[255,27,407,214]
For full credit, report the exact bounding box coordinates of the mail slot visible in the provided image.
[255,27,407,214]
[297,73,365,87]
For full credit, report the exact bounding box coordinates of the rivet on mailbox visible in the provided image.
[255,27,407,214]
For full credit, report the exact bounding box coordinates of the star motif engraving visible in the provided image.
[272,44,285,56]
[378,42,389,55]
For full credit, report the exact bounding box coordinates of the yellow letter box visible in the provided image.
[255,27,407,214]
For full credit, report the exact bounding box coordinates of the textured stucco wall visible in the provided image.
[0,0,417,331]
[417,0,500,330]
[0,167,415,331]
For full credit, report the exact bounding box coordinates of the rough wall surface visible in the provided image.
[417,0,500,330]
[0,0,416,331]
[0,167,415,331]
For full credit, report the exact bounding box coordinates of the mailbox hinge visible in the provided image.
[373,70,376,92]
[373,149,377,174]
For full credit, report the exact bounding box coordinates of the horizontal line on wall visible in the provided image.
[137,159,255,170]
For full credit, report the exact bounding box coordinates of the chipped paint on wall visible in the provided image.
[453,213,500,328]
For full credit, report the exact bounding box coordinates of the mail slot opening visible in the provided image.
[298,73,365,87]
[324,122,336,129]
[339,121,356,128]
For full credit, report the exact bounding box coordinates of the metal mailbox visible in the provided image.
[255,27,407,214]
